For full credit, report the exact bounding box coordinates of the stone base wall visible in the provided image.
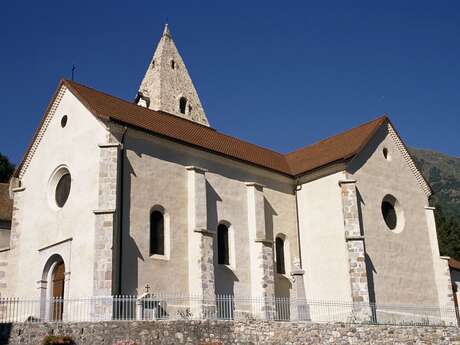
[1,321,460,345]
[0,250,9,297]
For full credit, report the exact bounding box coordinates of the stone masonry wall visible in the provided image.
[1,321,460,345]
[339,179,372,322]
[0,250,9,297]
[339,180,370,304]
[200,232,215,302]
[5,188,25,296]
[93,143,119,297]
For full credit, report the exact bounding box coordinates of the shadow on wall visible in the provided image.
[264,197,277,242]
[214,265,239,296]
[120,154,144,295]
[207,181,239,296]
[275,274,292,298]
[356,188,377,306]
[206,181,222,232]
[346,125,388,175]
[265,197,292,298]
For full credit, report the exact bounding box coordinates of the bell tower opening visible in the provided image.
[179,97,187,114]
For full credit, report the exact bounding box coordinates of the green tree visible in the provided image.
[435,204,460,260]
[0,152,14,183]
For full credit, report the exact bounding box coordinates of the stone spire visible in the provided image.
[136,24,209,126]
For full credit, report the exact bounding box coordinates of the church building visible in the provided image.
[0,25,453,320]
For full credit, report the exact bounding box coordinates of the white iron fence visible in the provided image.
[0,294,457,327]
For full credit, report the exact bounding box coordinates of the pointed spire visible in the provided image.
[163,23,171,38]
[136,25,209,126]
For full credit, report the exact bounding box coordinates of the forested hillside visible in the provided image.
[0,153,14,183]
[411,148,460,259]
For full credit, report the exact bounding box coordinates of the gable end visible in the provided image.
[387,123,432,197]
[16,85,67,179]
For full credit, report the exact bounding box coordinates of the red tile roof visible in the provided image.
[15,79,388,178]
[63,80,387,177]
[285,116,387,175]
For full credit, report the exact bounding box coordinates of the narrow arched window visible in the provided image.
[275,237,285,274]
[217,224,229,265]
[179,97,187,114]
[150,210,164,256]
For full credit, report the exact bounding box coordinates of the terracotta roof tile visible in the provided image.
[65,80,293,175]
[16,79,388,178]
[285,116,388,175]
[0,183,12,222]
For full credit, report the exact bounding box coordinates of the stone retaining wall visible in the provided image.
[0,321,459,345]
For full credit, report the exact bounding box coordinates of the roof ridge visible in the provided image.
[16,79,392,179]
[65,80,288,159]
[67,79,387,162]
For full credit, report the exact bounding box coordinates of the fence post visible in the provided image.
[136,297,143,320]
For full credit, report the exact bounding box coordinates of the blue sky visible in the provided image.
[1,1,459,164]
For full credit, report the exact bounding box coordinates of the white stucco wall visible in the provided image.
[8,87,108,298]
[297,171,352,302]
[120,129,298,297]
[348,124,439,306]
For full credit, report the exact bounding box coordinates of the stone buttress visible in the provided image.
[186,166,215,315]
[93,140,119,297]
[246,182,275,318]
[339,177,372,321]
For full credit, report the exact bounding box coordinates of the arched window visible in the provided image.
[275,237,285,274]
[179,97,187,114]
[150,210,164,256]
[217,223,229,265]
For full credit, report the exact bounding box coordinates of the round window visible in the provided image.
[381,195,404,233]
[49,166,72,209]
[55,173,71,208]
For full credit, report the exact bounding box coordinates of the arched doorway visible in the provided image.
[51,261,65,320]
[41,254,66,321]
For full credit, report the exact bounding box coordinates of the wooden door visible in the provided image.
[52,262,65,320]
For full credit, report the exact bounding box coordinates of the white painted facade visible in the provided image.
[297,171,352,302]
[7,88,108,299]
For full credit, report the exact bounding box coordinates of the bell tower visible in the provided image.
[136,24,209,126]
